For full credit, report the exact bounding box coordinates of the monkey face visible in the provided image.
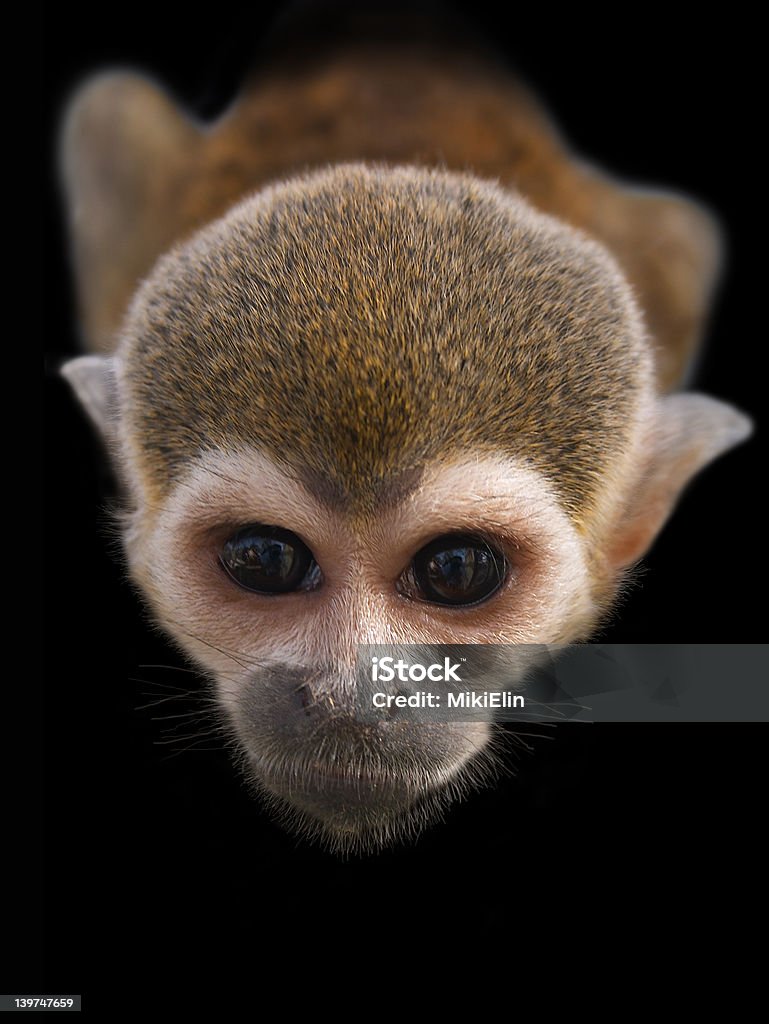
[98,166,651,849]
[65,165,750,851]
[122,448,599,851]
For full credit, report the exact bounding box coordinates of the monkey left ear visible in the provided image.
[60,355,120,442]
[608,393,753,570]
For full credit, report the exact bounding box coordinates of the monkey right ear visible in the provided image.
[607,393,753,570]
[60,355,120,442]
[60,72,201,354]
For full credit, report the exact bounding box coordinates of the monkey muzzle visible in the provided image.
[230,659,490,833]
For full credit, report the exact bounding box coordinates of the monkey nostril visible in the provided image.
[382,689,410,720]
[292,674,409,723]
[298,684,315,715]
[295,681,341,718]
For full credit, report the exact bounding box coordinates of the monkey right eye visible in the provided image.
[402,533,509,607]
[219,524,320,594]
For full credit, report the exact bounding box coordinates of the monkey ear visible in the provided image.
[608,394,753,570]
[60,355,120,442]
[60,72,201,353]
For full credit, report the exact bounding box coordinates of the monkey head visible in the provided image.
[64,164,751,852]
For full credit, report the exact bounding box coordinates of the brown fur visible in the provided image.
[61,43,719,391]
[117,164,651,530]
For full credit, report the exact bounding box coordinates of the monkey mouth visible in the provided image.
[256,758,430,822]
[241,737,485,845]
[232,725,501,853]
[230,682,496,849]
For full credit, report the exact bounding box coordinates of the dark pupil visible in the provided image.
[220,526,311,594]
[415,536,505,606]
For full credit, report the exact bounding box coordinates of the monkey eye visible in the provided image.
[403,533,508,607]
[219,524,320,594]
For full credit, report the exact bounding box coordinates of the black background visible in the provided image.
[40,1,765,998]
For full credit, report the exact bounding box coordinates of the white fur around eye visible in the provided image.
[123,447,596,682]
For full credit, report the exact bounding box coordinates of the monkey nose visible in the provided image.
[240,662,403,736]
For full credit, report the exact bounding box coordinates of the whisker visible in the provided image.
[137,664,201,674]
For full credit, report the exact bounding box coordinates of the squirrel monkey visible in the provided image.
[59,14,751,851]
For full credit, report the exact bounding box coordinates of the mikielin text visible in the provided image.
[371,691,525,709]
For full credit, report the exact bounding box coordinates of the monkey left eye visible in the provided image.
[219,524,319,594]
[401,533,508,607]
